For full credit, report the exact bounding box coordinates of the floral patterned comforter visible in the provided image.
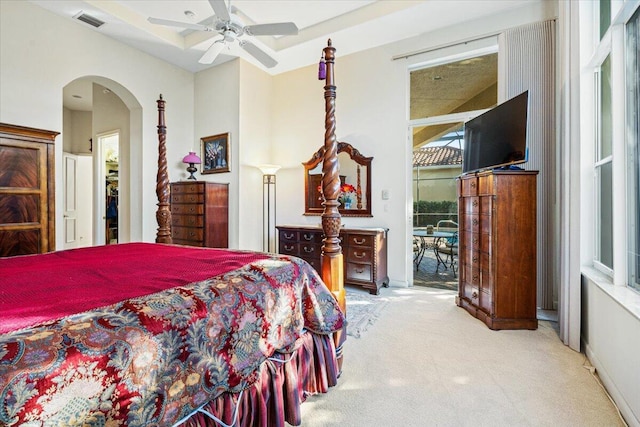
[0,252,344,426]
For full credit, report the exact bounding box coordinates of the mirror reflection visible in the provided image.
[303,142,372,217]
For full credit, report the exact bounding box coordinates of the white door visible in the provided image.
[63,153,78,249]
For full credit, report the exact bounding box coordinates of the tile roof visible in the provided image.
[413,146,463,167]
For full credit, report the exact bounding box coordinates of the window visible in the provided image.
[627,7,640,291]
[595,54,613,270]
[590,1,640,291]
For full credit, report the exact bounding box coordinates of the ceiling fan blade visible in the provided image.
[148,17,210,32]
[244,22,298,36]
[199,40,226,64]
[240,41,278,68]
[209,0,231,22]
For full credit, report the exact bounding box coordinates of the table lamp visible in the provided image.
[182,151,201,180]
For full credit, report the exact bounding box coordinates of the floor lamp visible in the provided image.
[257,164,281,252]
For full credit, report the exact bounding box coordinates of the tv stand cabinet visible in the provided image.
[456,170,538,330]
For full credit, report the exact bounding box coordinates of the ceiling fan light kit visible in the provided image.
[148,0,298,68]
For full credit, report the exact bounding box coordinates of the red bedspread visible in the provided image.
[0,243,267,333]
[0,243,344,426]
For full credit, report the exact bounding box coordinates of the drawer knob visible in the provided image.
[303,247,315,253]
[303,234,313,241]
[472,200,478,207]
[353,238,366,245]
[284,233,294,239]
[472,291,478,299]
[356,267,365,274]
[473,274,479,282]
[473,238,479,245]
[471,181,476,188]
[285,245,294,251]
[354,251,365,259]
[472,256,478,263]
[472,218,479,226]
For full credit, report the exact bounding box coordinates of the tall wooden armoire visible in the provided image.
[456,169,539,330]
[0,123,59,257]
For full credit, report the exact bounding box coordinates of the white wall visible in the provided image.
[238,61,275,251]
[0,0,194,247]
[63,108,92,154]
[582,273,640,426]
[194,61,241,248]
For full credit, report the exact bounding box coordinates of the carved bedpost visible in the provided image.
[319,40,346,367]
[156,95,172,244]
[319,39,345,312]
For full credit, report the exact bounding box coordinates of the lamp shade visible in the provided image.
[257,164,281,175]
[182,151,201,164]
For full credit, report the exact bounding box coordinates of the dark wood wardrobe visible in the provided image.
[0,123,58,257]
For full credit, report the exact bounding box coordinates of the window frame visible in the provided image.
[587,0,640,290]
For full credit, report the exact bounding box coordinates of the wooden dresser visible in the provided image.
[457,170,538,330]
[0,123,58,257]
[170,181,229,248]
[277,225,389,295]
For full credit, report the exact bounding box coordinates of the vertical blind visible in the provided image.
[498,20,557,310]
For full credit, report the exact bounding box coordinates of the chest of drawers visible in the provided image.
[457,170,538,330]
[277,225,389,295]
[170,181,228,248]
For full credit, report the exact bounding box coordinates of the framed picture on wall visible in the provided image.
[201,132,230,174]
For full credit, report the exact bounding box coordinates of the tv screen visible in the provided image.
[462,90,529,174]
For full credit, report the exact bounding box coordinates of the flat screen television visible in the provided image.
[462,90,529,174]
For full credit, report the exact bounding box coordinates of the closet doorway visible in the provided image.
[98,131,119,244]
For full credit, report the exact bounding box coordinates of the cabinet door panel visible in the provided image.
[348,247,372,263]
[300,243,320,258]
[171,204,204,215]
[172,226,203,242]
[280,242,299,256]
[172,215,203,227]
[0,230,41,256]
[346,234,373,247]
[346,262,372,282]
[300,231,323,243]
[279,229,298,242]
[172,194,204,204]
[461,177,478,196]
[171,183,204,194]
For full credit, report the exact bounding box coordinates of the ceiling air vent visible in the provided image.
[73,11,105,28]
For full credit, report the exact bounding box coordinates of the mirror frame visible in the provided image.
[303,142,373,217]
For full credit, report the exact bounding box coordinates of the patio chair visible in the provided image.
[436,219,458,232]
[436,231,458,277]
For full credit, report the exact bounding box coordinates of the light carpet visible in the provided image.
[297,286,626,426]
[345,289,389,338]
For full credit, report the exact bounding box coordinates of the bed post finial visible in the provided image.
[156,95,172,244]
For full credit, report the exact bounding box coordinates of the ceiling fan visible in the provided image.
[148,0,298,68]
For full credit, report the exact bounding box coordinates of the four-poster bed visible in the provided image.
[0,40,345,426]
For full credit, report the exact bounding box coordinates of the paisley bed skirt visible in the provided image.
[182,332,339,427]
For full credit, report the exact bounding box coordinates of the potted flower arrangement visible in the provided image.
[339,183,356,209]
[316,183,357,209]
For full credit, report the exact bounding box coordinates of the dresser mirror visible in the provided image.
[303,142,372,217]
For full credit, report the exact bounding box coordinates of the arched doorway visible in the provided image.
[62,76,142,247]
